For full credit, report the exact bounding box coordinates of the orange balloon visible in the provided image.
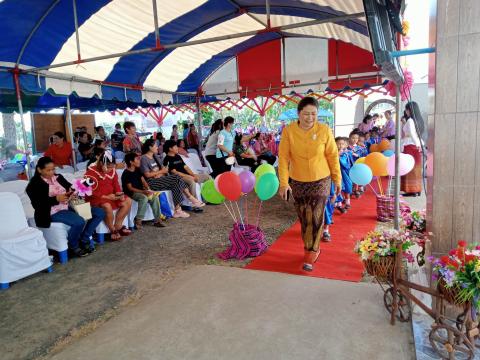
[379,139,391,151]
[355,157,366,164]
[370,144,380,152]
[365,152,388,176]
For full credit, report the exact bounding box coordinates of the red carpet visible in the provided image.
[245,187,378,282]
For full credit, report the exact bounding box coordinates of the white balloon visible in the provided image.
[386,153,415,176]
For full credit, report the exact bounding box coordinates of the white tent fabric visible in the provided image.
[144,14,261,91]
[51,0,208,82]
[0,192,51,285]
[202,58,240,99]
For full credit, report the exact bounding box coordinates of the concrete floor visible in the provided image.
[49,266,414,360]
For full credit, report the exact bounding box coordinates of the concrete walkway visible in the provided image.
[49,266,414,360]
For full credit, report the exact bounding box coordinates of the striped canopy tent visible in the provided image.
[0,0,382,109]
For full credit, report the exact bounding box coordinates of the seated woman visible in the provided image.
[254,134,277,165]
[85,150,132,240]
[121,152,166,229]
[44,131,73,168]
[140,139,204,218]
[26,156,105,257]
[176,139,189,157]
[234,134,259,172]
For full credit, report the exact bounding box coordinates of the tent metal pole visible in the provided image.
[281,36,286,86]
[72,0,81,61]
[394,85,401,230]
[152,0,161,48]
[265,0,271,28]
[13,71,31,179]
[27,13,364,72]
[196,95,203,150]
[66,97,77,172]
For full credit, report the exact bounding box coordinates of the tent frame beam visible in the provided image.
[72,0,81,61]
[225,0,267,27]
[152,0,161,48]
[25,12,364,73]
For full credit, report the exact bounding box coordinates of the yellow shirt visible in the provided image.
[278,122,341,188]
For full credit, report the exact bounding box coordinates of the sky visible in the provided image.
[403,0,431,83]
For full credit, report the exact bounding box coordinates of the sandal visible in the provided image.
[110,230,122,241]
[118,226,132,236]
[134,218,143,229]
[153,221,166,228]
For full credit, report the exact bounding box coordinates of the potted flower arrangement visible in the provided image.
[355,229,415,281]
[430,241,480,308]
[402,209,426,234]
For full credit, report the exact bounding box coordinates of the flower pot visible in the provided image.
[438,279,465,307]
[363,256,395,281]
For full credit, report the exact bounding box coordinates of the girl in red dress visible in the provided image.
[85,150,132,240]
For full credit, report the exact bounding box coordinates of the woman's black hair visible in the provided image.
[210,119,223,135]
[234,133,242,146]
[163,139,177,154]
[155,132,163,140]
[94,139,104,147]
[123,121,135,132]
[124,152,137,167]
[142,138,156,154]
[297,97,318,112]
[34,156,54,177]
[362,114,372,124]
[53,131,65,139]
[224,116,235,127]
[177,139,185,147]
[405,101,425,137]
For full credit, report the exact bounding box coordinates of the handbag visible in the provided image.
[70,197,92,221]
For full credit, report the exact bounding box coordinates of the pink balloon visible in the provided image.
[238,170,256,193]
[214,173,223,192]
[387,153,415,176]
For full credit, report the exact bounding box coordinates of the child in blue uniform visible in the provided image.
[323,181,335,241]
[336,137,353,211]
[366,127,381,152]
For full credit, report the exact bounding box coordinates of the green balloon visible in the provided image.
[254,173,279,201]
[254,163,275,179]
[201,179,225,204]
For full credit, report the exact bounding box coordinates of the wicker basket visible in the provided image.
[363,256,395,281]
[438,279,465,307]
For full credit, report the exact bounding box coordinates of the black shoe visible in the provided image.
[403,192,421,197]
[322,232,331,242]
[85,246,96,254]
[70,248,89,258]
[193,207,204,213]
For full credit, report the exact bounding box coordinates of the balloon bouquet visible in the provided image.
[348,140,415,221]
[201,164,279,260]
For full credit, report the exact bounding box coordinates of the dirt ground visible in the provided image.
[0,195,297,360]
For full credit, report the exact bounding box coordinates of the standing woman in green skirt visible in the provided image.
[278,97,341,272]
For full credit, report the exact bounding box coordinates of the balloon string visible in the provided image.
[228,201,238,224]
[245,195,248,225]
[223,202,235,222]
[256,201,263,228]
[235,201,244,229]
[369,183,379,197]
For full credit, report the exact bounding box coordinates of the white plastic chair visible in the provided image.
[0,180,34,219]
[55,166,75,174]
[0,192,52,290]
[181,153,209,174]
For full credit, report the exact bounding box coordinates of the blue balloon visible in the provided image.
[383,150,395,157]
[349,164,373,186]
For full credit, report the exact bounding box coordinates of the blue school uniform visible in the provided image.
[339,151,353,194]
[324,181,335,225]
[357,144,368,158]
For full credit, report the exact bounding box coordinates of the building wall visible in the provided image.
[428,0,480,254]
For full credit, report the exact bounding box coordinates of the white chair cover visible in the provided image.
[55,166,75,174]
[96,209,129,234]
[76,161,88,170]
[181,154,209,174]
[37,223,69,252]
[0,192,51,284]
[0,180,33,219]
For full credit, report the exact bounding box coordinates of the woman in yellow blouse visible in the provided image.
[278,97,341,271]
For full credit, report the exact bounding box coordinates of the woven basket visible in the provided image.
[363,256,395,281]
[438,280,465,307]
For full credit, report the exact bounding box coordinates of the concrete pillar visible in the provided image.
[428,0,480,254]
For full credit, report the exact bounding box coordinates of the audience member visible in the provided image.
[26,156,105,257]
[121,152,166,229]
[111,123,125,153]
[77,131,93,162]
[123,121,142,155]
[85,150,132,241]
[204,119,223,177]
[44,131,73,168]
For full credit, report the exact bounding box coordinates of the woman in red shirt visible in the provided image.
[44,132,73,167]
[85,150,132,240]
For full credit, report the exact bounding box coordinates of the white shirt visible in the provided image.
[204,131,220,156]
[402,117,421,148]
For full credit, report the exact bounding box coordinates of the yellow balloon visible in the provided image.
[355,157,366,164]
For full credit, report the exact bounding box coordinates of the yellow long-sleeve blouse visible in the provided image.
[278,121,341,188]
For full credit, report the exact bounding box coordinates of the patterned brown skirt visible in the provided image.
[290,176,331,252]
